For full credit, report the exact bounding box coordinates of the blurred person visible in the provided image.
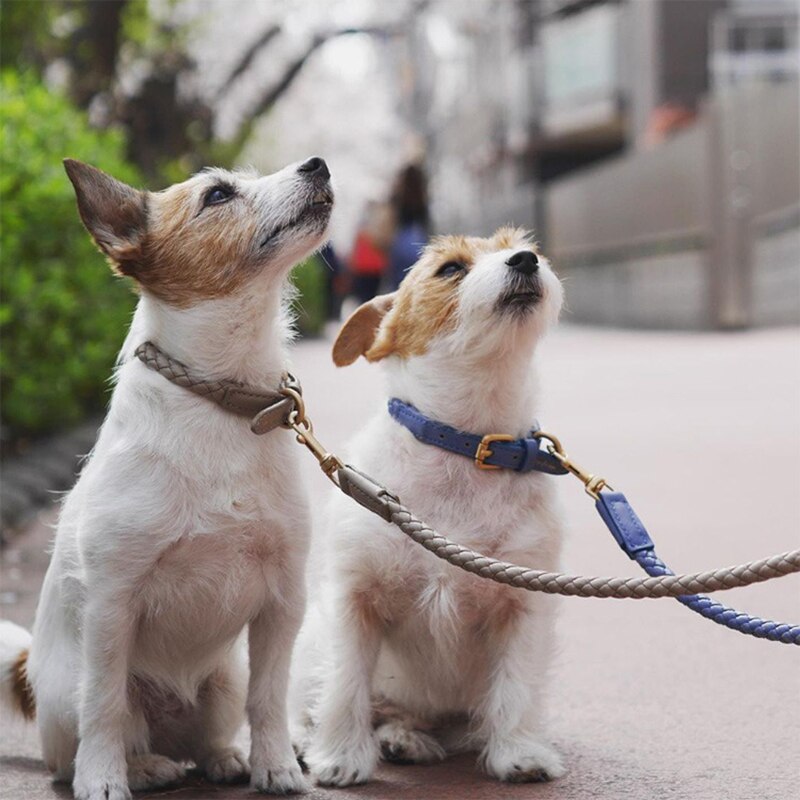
[643,101,698,148]
[348,200,393,303]
[387,163,430,290]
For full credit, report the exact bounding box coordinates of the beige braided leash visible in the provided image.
[335,465,800,599]
[134,343,800,603]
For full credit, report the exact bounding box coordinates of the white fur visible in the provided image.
[290,241,568,785]
[2,160,331,799]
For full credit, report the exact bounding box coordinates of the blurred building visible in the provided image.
[403,0,800,328]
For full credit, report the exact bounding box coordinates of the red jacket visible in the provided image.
[350,232,387,276]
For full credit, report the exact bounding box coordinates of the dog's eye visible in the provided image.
[204,185,234,207]
[436,261,466,279]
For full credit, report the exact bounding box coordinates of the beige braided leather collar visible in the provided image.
[134,341,298,435]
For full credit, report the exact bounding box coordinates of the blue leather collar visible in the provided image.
[387,398,568,475]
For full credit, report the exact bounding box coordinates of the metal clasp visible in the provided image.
[279,386,343,484]
[533,431,611,500]
[475,433,515,470]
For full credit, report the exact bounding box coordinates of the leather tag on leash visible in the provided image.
[337,465,398,522]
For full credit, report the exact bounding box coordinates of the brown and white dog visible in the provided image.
[0,157,333,798]
[289,228,566,786]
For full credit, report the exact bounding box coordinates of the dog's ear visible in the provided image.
[64,159,147,275]
[333,293,396,366]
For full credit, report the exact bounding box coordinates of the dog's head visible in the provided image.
[64,157,333,307]
[333,228,562,369]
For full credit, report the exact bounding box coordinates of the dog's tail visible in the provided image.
[0,620,35,720]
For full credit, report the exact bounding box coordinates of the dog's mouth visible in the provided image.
[498,283,542,313]
[311,188,334,207]
[259,189,334,248]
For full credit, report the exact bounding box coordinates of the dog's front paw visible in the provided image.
[482,738,566,783]
[251,762,309,795]
[203,747,250,784]
[73,776,131,800]
[127,753,185,791]
[377,721,446,765]
[307,736,378,787]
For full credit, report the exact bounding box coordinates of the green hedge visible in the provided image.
[292,254,327,337]
[0,71,328,442]
[1,71,140,441]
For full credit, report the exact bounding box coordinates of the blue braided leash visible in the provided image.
[387,399,800,646]
[636,550,800,644]
[596,490,800,645]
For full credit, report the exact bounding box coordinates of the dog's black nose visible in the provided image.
[506,250,539,276]
[297,156,330,180]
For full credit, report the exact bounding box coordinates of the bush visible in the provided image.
[291,254,327,337]
[1,71,141,443]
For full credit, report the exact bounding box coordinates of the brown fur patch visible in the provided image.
[12,648,35,720]
[336,228,534,363]
[65,161,301,308]
[367,236,475,361]
[138,182,263,306]
[492,225,532,251]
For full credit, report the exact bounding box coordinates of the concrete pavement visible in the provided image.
[2,324,799,800]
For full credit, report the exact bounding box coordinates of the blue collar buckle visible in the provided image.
[474,434,515,470]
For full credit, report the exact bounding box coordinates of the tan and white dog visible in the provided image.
[289,228,566,786]
[0,156,334,799]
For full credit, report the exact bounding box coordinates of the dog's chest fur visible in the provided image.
[68,361,308,697]
[329,412,561,713]
[130,524,278,695]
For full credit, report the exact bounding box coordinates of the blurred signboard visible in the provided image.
[541,5,622,137]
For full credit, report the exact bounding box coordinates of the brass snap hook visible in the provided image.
[533,430,611,500]
[279,385,307,429]
[279,385,342,484]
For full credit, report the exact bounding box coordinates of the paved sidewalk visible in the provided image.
[0,419,101,537]
[2,324,799,800]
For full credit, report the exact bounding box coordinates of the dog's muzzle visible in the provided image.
[498,250,542,312]
[260,170,334,248]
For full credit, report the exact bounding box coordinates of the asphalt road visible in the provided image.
[2,324,799,800]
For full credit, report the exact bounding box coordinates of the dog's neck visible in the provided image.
[121,287,293,386]
[385,343,542,437]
